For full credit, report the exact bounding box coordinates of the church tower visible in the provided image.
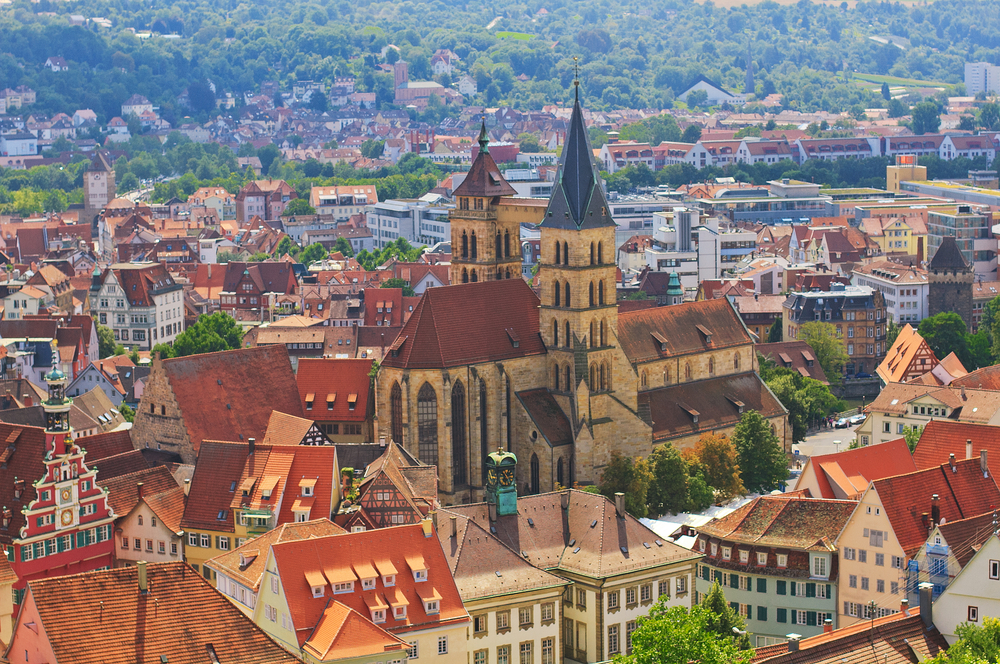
[82,152,115,231]
[448,123,523,285]
[928,235,974,330]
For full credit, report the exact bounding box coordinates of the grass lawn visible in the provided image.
[852,72,953,88]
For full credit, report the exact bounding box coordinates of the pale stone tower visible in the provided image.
[448,122,523,285]
[82,152,115,230]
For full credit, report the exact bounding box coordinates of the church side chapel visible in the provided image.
[377,77,788,505]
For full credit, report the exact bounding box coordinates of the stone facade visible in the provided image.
[928,267,974,330]
[129,357,193,461]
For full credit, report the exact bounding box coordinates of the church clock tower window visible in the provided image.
[417,384,438,466]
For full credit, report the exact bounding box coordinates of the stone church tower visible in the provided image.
[928,235,974,330]
[448,123,523,285]
[82,152,115,231]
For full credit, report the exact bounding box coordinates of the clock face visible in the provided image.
[60,488,71,503]
[499,467,515,487]
[60,510,72,526]
[487,468,498,487]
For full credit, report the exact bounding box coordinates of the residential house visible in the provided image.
[339,441,436,532]
[910,505,996,610]
[4,562,302,664]
[131,345,305,463]
[236,179,297,223]
[911,420,1000,477]
[836,456,1000,625]
[972,280,1000,333]
[206,519,346,617]
[852,261,929,325]
[257,520,470,663]
[188,186,235,221]
[932,528,1000,643]
[756,341,830,383]
[733,296,786,342]
[43,57,68,72]
[296,358,374,442]
[89,262,185,350]
[792,438,916,500]
[695,494,855,645]
[309,185,377,220]
[876,324,945,385]
[860,215,927,260]
[218,261,297,315]
[67,355,131,404]
[2,286,46,320]
[100,465,185,565]
[71,386,126,434]
[121,94,153,118]
[259,410,334,447]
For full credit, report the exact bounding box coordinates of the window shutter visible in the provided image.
[777,608,787,623]
[35,516,43,528]
[807,611,817,627]
[791,610,798,624]
[826,584,832,598]
[844,601,850,615]
[20,547,27,562]
[730,573,738,589]
[729,602,738,611]
[757,606,767,622]
[757,578,766,593]
[57,538,65,553]
[777,580,786,595]
[790,581,796,596]
[714,570,722,583]
[703,566,710,581]
[77,531,86,547]
[806,582,816,598]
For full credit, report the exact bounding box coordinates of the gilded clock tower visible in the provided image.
[485,449,518,516]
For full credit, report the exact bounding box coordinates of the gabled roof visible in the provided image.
[516,389,573,447]
[757,341,829,384]
[929,235,970,271]
[296,358,372,423]
[699,494,855,551]
[912,420,1000,478]
[794,438,916,500]
[100,465,185,533]
[380,279,546,369]
[934,510,997,568]
[866,382,1000,423]
[260,410,330,446]
[540,87,615,231]
[951,363,1000,390]
[19,562,301,664]
[303,600,410,661]
[447,489,697,578]
[452,123,516,198]
[618,298,752,364]
[180,440,249,532]
[871,457,1000,558]
[876,324,941,384]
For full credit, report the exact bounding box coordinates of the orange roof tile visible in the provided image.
[912,420,1000,478]
[302,600,409,661]
[617,298,752,364]
[296,358,372,423]
[795,438,916,500]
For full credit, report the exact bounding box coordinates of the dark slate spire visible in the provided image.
[477,119,490,154]
[540,70,615,231]
[929,235,971,271]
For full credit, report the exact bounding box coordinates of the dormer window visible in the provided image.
[722,547,732,561]
[424,600,439,615]
[394,605,407,619]
[739,549,749,564]
[362,577,376,591]
[300,478,316,497]
[710,543,717,557]
[383,574,396,587]
[414,569,427,582]
[372,608,386,623]
[312,585,324,598]
[348,394,358,411]
[333,581,354,593]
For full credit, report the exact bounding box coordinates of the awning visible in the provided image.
[260,475,280,496]
[415,585,442,602]
[239,477,257,494]
[305,392,315,402]
[383,585,409,607]
[364,593,389,611]
[326,393,336,403]
[299,478,318,490]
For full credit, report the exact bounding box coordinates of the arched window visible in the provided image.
[685,363,692,380]
[555,242,561,265]
[496,270,502,281]
[590,364,597,388]
[641,371,647,387]
[479,381,488,480]
[589,321,595,348]
[557,457,564,487]
[590,242,595,265]
[530,454,540,495]
[565,282,571,307]
[598,281,605,306]
[600,320,606,346]
[589,282,595,306]
[563,242,569,265]
[505,268,511,279]
[554,365,560,391]
[598,241,603,264]
[417,384,438,466]
[452,382,467,486]
[554,282,561,307]
[565,365,571,390]
[553,320,559,347]
[470,270,478,282]
[470,232,478,260]
[504,231,510,257]
[604,361,611,390]
[462,268,469,284]
[600,363,606,391]
[461,232,468,259]
[390,382,403,444]
[664,366,670,383]
[495,232,502,259]
[565,322,570,347]
[709,357,715,375]
[734,352,740,371]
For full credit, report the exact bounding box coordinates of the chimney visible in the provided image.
[137,482,144,500]
[207,263,212,278]
[823,619,832,633]
[949,453,956,472]
[967,439,974,459]
[488,502,498,522]
[137,560,148,594]
[786,635,801,652]
[450,515,457,538]
[183,478,191,496]
[421,515,433,538]
[931,494,940,528]
[248,437,255,455]
[919,582,934,627]
[22,394,31,407]
[900,598,909,615]
[921,512,929,529]
[615,492,626,518]
[981,449,990,476]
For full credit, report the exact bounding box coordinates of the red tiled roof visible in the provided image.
[180,440,250,533]
[617,298,752,364]
[912,420,1000,477]
[303,600,410,661]
[872,457,1000,558]
[76,429,134,460]
[20,562,301,664]
[89,449,150,479]
[699,494,855,551]
[951,364,1000,390]
[159,346,304,454]
[381,280,546,369]
[99,465,180,522]
[296,358,372,423]
[795,438,915,500]
[757,341,829,384]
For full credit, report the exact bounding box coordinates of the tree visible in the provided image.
[886,320,901,349]
[732,410,788,494]
[902,425,923,452]
[680,125,702,143]
[620,590,752,664]
[766,317,783,343]
[169,312,243,358]
[798,321,849,380]
[298,242,329,264]
[217,251,240,264]
[308,91,329,113]
[764,119,777,131]
[597,451,652,518]
[690,433,744,502]
[119,403,135,423]
[927,616,1000,664]
[647,445,689,517]
[881,82,892,101]
[517,132,542,153]
[887,98,908,118]
[282,199,316,216]
[686,90,709,109]
[981,294,1000,349]
[333,237,355,257]
[96,322,117,358]
[912,101,941,135]
[258,144,282,174]
[380,277,416,297]
[700,582,751,649]
[188,79,217,114]
[919,312,969,367]
[361,139,385,158]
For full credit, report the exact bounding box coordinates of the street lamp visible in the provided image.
[834,440,841,453]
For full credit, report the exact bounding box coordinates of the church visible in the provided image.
[377,81,788,505]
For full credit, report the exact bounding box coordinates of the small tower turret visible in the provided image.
[484,448,518,516]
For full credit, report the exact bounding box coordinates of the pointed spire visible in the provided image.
[573,56,580,103]
[477,117,489,154]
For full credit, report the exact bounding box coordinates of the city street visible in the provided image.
[792,423,861,463]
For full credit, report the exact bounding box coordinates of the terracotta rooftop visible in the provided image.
[296,358,372,423]
[757,341,829,384]
[794,438,916,500]
[303,600,410,662]
[99,465,182,525]
[698,494,855,552]
[865,382,1000,423]
[912,420,1000,478]
[876,324,942,385]
[617,298,752,364]
[260,410,330,446]
[14,561,301,664]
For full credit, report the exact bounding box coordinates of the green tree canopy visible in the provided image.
[380,277,416,297]
[700,582,751,649]
[96,322,117,359]
[798,321,849,380]
[927,616,1000,663]
[298,242,329,264]
[919,312,970,367]
[732,410,789,493]
[159,312,243,359]
[759,354,846,443]
[517,133,542,153]
[912,101,942,135]
[333,237,355,258]
[282,199,316,216]
[767,317,783,343]
[689,433,744,502]
[647,444,689,517]
[597,451,652,518]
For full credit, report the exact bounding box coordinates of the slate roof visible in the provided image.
[795,438,916,500]
[929,235,970,271]
[437,510,567,601]
[296,358,372,423]
[698,494,855,551]
[639,373,787,444]
[540,88,615,231]
[447,489,698,578]
[158,345,304,453]
[516,389,573,447]
[872,457,1000,558]
[617,298,752,364]
[20,562,301,664]
[380,279,546,369]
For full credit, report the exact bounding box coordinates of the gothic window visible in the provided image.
[641,371,647,387]
[565,365,571,390]
[600,320,606,346]
[589,321,595,348]
[505,268,511,279]
[685,363,692,380]
[471,270,478,282]
[555,242,561,265]
[600,363,606,391]
[461,232,468,259]
[554,365,560,391]
[462,268,469,284]
[565,282,571,307]
[709,357,715,375]
[590,242,595,265]
[504,231,510,257]
[563,242,569,265]
[664,366,670,383]
[590,364,597,388]
[495,232,502,260]
[471,232,477,260]
[598,281,605,306]
[391,382,403,444]
[553,320,559,347]
[479,381,488,480]
[530,454,540,495]
[496,270,502,280]
[589,282,595,307]
[452,382,467,487]
[557,457,564,487]
[554,282,561,307]
[604,362,611,390]
[417,384,438,466]
[734,352,740,371]
[475,198,483,210]
[598,242,603,264]
[565,322,570,347]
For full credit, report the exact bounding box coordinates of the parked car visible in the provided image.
[855,372,872,379]
[850,414,866,425]
[835,417,851,428]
